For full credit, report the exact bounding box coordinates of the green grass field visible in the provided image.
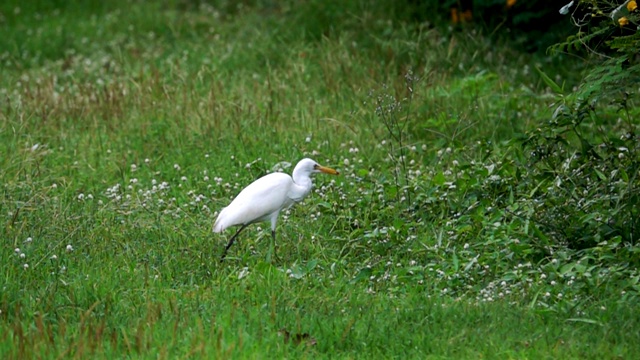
[2,0,639,358]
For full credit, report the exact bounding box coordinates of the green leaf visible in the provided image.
[620,168,629,182]
[306,259,318,272]
[290,267,306,279]
[351,267,373,283]
[433,172,446,186]
[565,318,603,326]
[316,201,332,209]
[464,256,478,272]
[535,67,564,95]
[393,218,405,230]
[531,224,550,244]
[452,252,459,272]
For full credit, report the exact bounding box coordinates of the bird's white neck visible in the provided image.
[291,168,313,201]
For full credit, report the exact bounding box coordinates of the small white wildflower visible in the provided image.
[343,158,350,166]
[463,243,469,249]
[174,164,181,170]
[23,263,29,269]
[181,176,187,182]
[15,248,21,254]
[52,183,58,189]
[51,255,58,260]
[20,253,25,259]
[66,244,74,252]
[78,193,85,200]
[25,237,32,243]
[305,136,311,143]
[238,267,250,279]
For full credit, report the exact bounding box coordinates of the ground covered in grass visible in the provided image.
[1,0,639,358]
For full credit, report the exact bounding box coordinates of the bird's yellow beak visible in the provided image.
[317,165,339,175]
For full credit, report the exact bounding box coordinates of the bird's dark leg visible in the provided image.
[271,230,279,261]
[220,224,249,262]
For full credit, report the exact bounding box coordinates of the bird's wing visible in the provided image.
[213,173,293,232]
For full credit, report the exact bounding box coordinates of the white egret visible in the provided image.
[214,158,339,261]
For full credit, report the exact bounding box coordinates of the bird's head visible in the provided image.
[296,158,340,176]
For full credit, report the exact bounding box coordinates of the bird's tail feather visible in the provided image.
[213,208,227,233]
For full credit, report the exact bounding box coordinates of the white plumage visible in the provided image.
[215,158,339,260]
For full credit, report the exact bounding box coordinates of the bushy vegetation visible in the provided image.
[1,0,639,358]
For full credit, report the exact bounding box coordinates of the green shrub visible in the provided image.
[527,0,640,250]
[355,0,640,305]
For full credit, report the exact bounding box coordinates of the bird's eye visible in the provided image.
[313,164,319,169]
